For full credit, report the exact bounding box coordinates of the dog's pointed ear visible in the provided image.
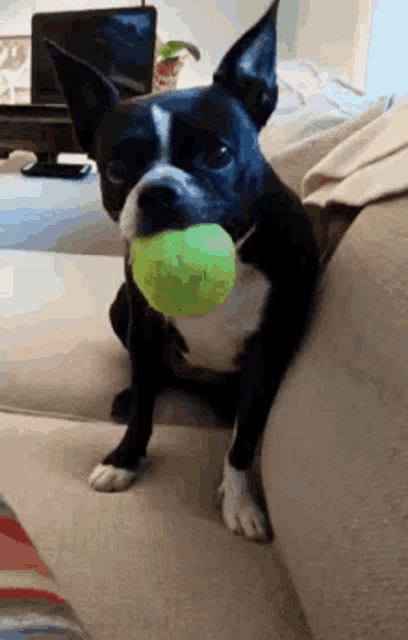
[213,0,280,130]
[44,38,120,155]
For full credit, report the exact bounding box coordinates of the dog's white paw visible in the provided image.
[88,461,145,492]
[218,458,268,540]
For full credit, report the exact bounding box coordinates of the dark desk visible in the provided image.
[0,104,81,163]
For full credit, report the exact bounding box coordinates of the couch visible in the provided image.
[0,92,407,639]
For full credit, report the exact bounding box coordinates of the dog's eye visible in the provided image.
[106,153,146,185]
[106,161,127,185]
[203,145,233,169]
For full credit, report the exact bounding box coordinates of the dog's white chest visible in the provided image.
[170,260,271,373]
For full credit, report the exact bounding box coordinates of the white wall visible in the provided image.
[0,0,35,36]
[294,0,359,71]
[365,0,408,99]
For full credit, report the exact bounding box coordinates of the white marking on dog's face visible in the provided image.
[151,104,172,163]
[118,103,209,246]
[120,187,141,247]
[119,164,207,247]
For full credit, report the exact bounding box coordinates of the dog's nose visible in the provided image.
[137,184,187,236]
[138,185,176,211]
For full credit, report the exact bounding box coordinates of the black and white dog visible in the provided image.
[46,0,319,540]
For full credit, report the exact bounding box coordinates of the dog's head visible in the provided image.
[45,0,281,244]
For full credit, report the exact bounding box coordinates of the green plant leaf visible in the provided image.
[157,41,201,62]
[157,42,185,60]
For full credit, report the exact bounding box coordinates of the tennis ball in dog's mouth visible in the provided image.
[130,224,236,316]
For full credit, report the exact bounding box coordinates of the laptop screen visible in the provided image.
[32,7,157,105]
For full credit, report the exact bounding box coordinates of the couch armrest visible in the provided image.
[261,194,408,638]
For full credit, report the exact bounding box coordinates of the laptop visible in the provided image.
[21,5,157,178]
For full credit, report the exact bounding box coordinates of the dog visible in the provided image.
[45,0,319,541]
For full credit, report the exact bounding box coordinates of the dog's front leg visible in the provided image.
[89,295,164,492]
[88,381,156,492]
[218,338,286,541]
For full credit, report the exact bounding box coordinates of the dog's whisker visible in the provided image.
[234,224,258,252]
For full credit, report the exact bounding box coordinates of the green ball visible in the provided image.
[131,224,236,316]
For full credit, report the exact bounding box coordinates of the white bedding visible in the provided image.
[264,57,394,155]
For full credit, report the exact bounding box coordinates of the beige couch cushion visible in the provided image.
[0,413,312,640]
[1,250,129,422]
[261,195,408,639]
[0,249,234,427]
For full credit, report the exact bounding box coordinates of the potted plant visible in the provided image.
[154,40,201,92]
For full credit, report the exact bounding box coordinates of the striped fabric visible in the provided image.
[0,495,91,639]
